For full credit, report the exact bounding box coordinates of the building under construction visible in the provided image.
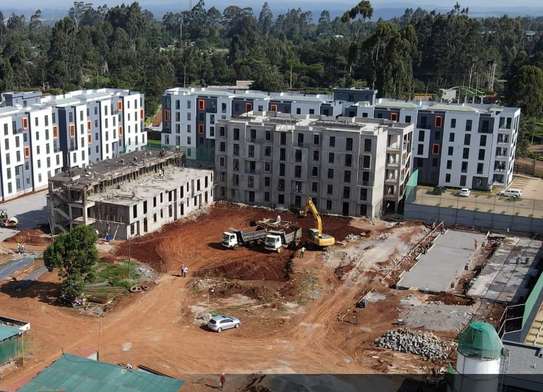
[47,149,213,240]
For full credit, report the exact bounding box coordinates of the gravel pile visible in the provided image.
[375,329,453,361]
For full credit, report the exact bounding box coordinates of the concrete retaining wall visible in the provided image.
[405,203,543,234]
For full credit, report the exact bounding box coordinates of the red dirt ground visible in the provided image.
[115,202,368,273]
[5,229,52,246]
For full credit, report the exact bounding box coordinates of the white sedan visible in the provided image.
[457,188,471,197]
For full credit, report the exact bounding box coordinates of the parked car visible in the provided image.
[207,315,241,332]
[457,188,471,197]
[498,188,522,199]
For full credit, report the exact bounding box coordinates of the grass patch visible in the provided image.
[93,261,141,290]
[147,139,161,147]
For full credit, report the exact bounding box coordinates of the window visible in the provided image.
[446,160,452,169]
[233,144,239,156]
[435,116,443,128]
[478,149,485,160]
[278,194,284,204]
[270,104,278,112]
[346,138,353,151]
[233,128,240,140]
[312,182,318,193]
[328,152,335,164]
[477,163,484,174]
[343,187,350,199]
[326,200,332,210]
[329,136,335,147]
[295,149,302,162]
[265,131,271,141]
[405,115,412,123]
[464,134,471,145]
[314,134,320,145]
[432,144,440,155]
[445,173,451,182]
[463,148,469,159]
[345,154,352,167]
[313,151,319,161]
[295,166,302,178]
[279,163,285,176]
[417,144,424,155]
[448,146,454,156]
[480,135,487,146]
[390,112,398,121]
[280,148,286,161]
[466,120,472,132]
[360,188,367,201]
[506,117,512,129]
[364,139,372,152]
[450,118,456,128]
[344,170,351,183]
[309,109,315,115]
[264,146,271,156]
[280,133,286,145]
[198,99,206,111]
[312,166,318,177]
[418,132,425,142]
[449,133,455,142]
[327,169,334,179]
[296,108,301,115]
[327,184,333,195]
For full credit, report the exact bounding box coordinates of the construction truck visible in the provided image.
[264,227,302,253]
[0,209,18,228]
[222,228,268,249]
[300,198,335,247]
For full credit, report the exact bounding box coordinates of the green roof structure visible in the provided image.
[0,326,20,342]
[458,321,503,360]
[19,354,184,392]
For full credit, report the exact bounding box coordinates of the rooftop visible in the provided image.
[0,325,20,341]
[88,166,211,206]
[375,98,520,114]
[221,112,413,135]
[50,149,183,191]
[19,354,184,392]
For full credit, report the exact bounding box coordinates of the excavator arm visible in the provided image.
[301,198,335,247]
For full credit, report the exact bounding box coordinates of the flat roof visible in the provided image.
[19,354,183,392]
[50,149,182,191]
[88,166,212,206]
[375,98,520,114]
[468,237,542,304]
[0,325,20,341]
[398,230,487,293]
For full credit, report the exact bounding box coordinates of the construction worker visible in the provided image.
[183,265,189,277]
[300,246,305,258]
[219,373,226,390]
[180,264,185,277]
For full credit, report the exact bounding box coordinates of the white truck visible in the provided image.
[264,228,302,253]
[222,229,268,249]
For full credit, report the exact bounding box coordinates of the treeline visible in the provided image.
[1,1,543,120]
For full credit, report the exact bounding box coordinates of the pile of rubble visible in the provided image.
[375,329,454,361]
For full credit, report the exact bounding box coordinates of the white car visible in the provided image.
[207,315,241,333]
[498,188,522,199]
[457,188,471,197]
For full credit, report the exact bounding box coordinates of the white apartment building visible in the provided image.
[0,89,147,201]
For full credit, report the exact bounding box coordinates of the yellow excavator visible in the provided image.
[300,198,335,247]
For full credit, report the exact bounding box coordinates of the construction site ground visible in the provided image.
[0,203,500,390]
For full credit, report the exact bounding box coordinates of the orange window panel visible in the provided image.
[53,126,59,138]
[117,101,123,111]
[88,134,92,143]
[432,144,440,155]
[198,99,206,111]
[435,115,443,128]
[70,124,75,137]
[390,112,398,121]
[24,146,30,158]
[245,103,253,112]
[198,124,204,134]
[140,109,144,118]
[21,117,28,129]
[270,104,278,112]
[119,126,123,135]
[87,121,92,130]
[164,109,170,122]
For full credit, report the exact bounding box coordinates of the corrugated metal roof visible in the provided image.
[19,354,183,392]
[0,326,20,341]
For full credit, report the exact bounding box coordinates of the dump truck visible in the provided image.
[264,227,302,253]
[222,228,268,249]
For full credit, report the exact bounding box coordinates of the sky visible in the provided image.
[1,0,542,17]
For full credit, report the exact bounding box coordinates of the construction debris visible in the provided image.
[375,329,454,361]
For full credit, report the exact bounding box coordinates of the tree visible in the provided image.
[341,0,373,23]
[258,2,273,35]
[44,225,98,303]
[507,65,543,117]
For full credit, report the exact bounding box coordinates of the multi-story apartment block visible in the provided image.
[355,99,520,190]
[0,89,146,201]
[214,112,413,218]
[162,86,519,192]
[48,149,213,239]
[160,88,370,160]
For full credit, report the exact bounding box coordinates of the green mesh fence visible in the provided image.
[458,321,503,360]
[523,271,543,327]
[0,335,23,364]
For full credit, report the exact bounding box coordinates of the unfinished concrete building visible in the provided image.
[214,112,413,218]
[47,149,213,239]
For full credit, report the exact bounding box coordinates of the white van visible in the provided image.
[498,188,522,198]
